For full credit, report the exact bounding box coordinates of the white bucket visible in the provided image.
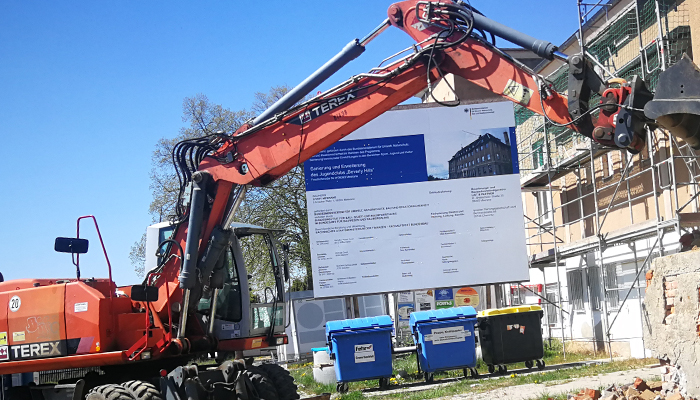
[312,347,336,385]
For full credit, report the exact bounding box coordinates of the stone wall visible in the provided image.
[644,250,700,399]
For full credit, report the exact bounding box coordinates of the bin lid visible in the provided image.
[409,306,477,330]
[325,315,393,337]
[477,305,542,317]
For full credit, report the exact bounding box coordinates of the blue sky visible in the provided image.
[0,1,577,285]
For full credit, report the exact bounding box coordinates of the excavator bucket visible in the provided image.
[645,54,700,149]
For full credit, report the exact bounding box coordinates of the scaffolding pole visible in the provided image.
[588,140,614,361]
[542,121,567,358]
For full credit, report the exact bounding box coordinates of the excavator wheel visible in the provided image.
[257,364,300,400]
[244,366,280,400]
[86,385,136,400]
[121,381,162,400]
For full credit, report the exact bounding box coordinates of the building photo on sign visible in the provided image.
[305,102,529,298]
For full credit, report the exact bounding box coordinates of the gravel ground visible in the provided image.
[437,365,665,400]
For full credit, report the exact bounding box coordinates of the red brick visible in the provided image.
[584,388,601,400]
[638,389,656,400]
[646,270,654,280]
[665,281,678,289]
[666,289,677,298]
[634,378,650,392]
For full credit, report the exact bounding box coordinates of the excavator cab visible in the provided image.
[145,221,288,355]
[196,223,287,353]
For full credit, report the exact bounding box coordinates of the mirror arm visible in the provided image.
[72,253,80,280]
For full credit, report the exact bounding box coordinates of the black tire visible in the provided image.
[470,368,479,378]
[258,363,300,400]
[536,359,545,370]
[245,366,279,400]
[424,372,434,383]
[121,381,162,400]
[525,360,534,369]
[379,377,389,390]
[487,365,495,374]
[87,385,136,400]
[498,365,507,375]
[336,383,348,393]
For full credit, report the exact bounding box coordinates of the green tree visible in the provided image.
[129,233,147,278]
[130,88,312,293]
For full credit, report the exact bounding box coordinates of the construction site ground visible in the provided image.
[290,354,658,400]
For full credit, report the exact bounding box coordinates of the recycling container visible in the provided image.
[409,306,478,381]
[477,305,545,373]
[326,316,393,391]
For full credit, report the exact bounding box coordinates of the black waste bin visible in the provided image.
[477,305,545,374]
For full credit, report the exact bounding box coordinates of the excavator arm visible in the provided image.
[200,0,653,190]
[150,0,655,354]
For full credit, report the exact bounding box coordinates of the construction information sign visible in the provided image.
[305,102,528,298]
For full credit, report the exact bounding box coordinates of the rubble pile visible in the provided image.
[566,377,695,400]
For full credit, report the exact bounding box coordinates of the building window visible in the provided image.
[588,265,601,311]
[567,269,584,310]
[604,264,620,308]
[603,152,614,177]
[496,153,500,160]
[487,154,491,160]
[545,284,559,325]
[480,146,483,151]
[486,143,489,149]
[535,191,552,227]
[532,139,544,169]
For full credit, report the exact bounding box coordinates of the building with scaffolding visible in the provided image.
[427,0,700,358]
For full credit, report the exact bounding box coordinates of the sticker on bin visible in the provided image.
[354,344,375,363]
[424,326,471,344]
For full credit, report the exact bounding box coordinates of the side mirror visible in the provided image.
[55,237,89,254]
[130,285,159,302]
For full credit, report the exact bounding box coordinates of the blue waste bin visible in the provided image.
[410,306,478,382]
[326,315,394,392]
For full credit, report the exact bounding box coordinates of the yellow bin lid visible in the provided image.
[477,305,542,317]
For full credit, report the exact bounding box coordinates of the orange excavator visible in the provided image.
[0,1,687,400]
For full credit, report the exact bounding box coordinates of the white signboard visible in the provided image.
[424,326,471,344]
[354,344,375,363]
[305,102,528,298]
